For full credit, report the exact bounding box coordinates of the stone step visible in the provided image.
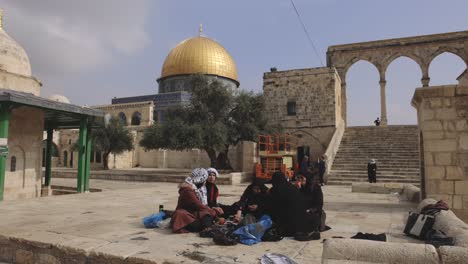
[330,170,419,175]
[51,170,234,185]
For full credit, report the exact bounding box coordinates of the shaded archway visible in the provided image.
[345,60,380,126]
[429,52,467,86]
[118,112,127,126]
[386,56,421,124]
[63,151,68,167]
[131,111,142,126]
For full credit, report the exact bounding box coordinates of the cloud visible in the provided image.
[0,0,151,74]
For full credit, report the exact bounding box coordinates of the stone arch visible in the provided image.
[131,111,142,126]
[118,112,127,126]
[289,129,327,162]
[385,56,422,124]
[382,54,424,77]
[429,48,468,66]
[429,51,467,85]
[343,58,380,80]
[345,59,381,125]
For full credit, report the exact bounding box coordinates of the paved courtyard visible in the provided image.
[0,179,420,263]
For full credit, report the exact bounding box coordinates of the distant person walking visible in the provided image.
[374,117,381,126]
[318,155,326,186]
[367,159,377,183]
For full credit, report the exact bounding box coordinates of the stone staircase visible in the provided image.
[328,125,420,186]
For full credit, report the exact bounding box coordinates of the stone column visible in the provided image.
[379,79,388,126]
[341,82,347,126]
[421,64,430,87]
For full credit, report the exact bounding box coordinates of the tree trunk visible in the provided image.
[216,144,232,170]
[205,148,217,168]
[103,152,110,170]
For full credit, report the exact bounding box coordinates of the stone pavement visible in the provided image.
[0,179,421,264]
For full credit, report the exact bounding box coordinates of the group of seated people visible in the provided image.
[170,167,326,241]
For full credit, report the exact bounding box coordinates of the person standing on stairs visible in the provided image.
[318,155,326,186]
[367,159,377,183]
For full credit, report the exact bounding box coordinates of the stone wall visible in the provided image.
[263,67,342,161]
[412,84,468,221]
[94,101,154,127]
[0,70,41,96]
[3,107,44,200]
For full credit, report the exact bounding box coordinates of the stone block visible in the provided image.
[455,119,467,131]
[453,195,463,210]
[36,254,60,264]
[421,109,434,121]
[426,166,445,179]
[424,139,457,152]
[455,181,468,195]
[322,239,439,264]
[15,249,34,264]
[424,152,434,165]
[446,166,464,180]
[435,108,457,120]
[443,98,452,107]
[423,131,444,139]
[434,153,452,166]
[439,246,468,264]
[429,98,443,108]
[460,134,468,151]
[442,121,456,132]
[429,180,454,194]
[422,120,442,131]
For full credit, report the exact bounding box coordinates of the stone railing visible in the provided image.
[324,119,345,175]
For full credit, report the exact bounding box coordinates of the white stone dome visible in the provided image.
[48,94,70,103]
[0,24,32,77]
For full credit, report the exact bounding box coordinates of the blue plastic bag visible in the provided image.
[142,212,166,228]
[234,215,273,245]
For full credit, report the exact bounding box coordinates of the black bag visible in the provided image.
[404,212,435,239]
[424,229,454,248]
[262,227,284,242]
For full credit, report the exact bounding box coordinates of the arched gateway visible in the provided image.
[327,30,468,125]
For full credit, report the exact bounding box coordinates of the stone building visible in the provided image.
[263,67,343,162]
[0,9,104,201]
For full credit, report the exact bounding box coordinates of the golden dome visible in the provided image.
[160,36,238,83]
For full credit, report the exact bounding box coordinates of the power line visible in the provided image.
[289,0,324,67]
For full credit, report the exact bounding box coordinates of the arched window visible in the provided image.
[131,111,142,126]
[118,112,127,126]
[70,151,74,167]
[63,151,68,167]
[10,156,16,172]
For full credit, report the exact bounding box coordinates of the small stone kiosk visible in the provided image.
[412,70,468,221]
[0,9,104,201]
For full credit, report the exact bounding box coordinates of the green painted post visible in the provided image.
[76,116,88,193]
[84,122,92,192]
[0,104,9,201]
[44,128,53,186]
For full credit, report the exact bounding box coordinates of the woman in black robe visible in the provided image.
[269,171,320,240]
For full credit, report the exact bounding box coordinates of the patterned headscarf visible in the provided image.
[185,168,208,205]
[207,168,219,178]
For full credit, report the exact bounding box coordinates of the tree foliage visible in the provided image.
[74,117,134,169]
[140,74,281,169]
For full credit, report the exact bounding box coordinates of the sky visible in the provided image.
[0,0,466,126]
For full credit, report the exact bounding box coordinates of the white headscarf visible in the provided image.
[207,167,219,177]
[369,159,376,164]
[185,168,208,205]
